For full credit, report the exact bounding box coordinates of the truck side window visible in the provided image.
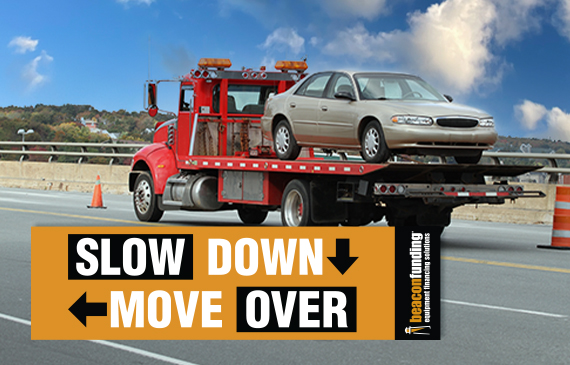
[212,85,220,113]
[180,86,194,111]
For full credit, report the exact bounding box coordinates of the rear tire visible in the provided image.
[274,120,301,160]
[361,120,390,163]
[133,172,164,222]
[281,179,313,226]
[237,206,268,225]
[455,151,482,164]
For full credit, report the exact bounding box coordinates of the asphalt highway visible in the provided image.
[0,187,568,364]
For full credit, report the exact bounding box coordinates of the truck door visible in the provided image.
[178,85,193,158]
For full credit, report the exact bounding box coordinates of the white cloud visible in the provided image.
[492,0,545,45]
[555,0,570,40]
[261,28,305,55]
[515,100,570,141]
[515,100,548,130]
[320,0,387,19]
[322,0,548,95]
[22,51,53,90]
[116,0,155,5]
[8,36,38,54]
[309,37,320,47]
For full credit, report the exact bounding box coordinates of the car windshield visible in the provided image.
[354,73,446,101]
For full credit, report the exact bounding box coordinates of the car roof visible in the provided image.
[328,70,421,78]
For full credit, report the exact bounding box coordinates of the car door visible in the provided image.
[286,72,332,144]
[317,73,359,147]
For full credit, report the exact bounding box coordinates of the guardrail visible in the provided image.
[0,142,569,179]
[0,141,148,165]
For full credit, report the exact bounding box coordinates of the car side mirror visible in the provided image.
[334,91,355,101]
[444,94,453,102]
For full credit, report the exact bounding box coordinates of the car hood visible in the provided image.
[363,100,491,118]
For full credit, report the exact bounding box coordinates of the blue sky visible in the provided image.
[3,0,570,141]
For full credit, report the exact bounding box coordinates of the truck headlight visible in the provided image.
[479,117,494,127]
[391,116,433,126]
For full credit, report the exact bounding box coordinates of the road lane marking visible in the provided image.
[443,299,568,318]
[442,256,570,274]
[0,207,164,226]
[0,312,200,365]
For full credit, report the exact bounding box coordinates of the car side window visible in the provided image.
[295,73,332,98]
[327,74,354,99]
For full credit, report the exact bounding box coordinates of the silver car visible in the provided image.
[261,71,497,163]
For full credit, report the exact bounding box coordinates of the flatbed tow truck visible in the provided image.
[129,58,544,230]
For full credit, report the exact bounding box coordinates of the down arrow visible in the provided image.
[69,292,107,327]
[327,238,358,275]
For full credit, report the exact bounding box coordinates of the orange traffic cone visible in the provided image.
[538,186,570,250]
[87,175,107,209]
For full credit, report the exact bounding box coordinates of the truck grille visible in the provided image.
[436,118,478,128]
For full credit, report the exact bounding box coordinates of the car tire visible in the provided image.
[455,152,482,164]
[237,206,268,225]
[361,120,390,163]
[273,120,301,160]
[281,179,314,226]
[133,172,164,222]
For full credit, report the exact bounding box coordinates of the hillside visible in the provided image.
[0,104,171,144]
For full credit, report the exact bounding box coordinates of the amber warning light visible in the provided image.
[275,60,308,72]
[198,58,232,69]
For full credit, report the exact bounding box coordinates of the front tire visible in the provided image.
[281,179,313,226]
[133,172,164,222]
[361,120,390,163]
[274,120,301,160]
[237,206,268,225]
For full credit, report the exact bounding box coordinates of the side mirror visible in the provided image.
[444,94,453,102]
[334,91,355,101]
[147,83,158,117]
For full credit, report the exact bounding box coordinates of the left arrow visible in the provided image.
[69,292,107,327]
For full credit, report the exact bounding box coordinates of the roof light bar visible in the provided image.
[275,60,308,72]
[198,58,232,69]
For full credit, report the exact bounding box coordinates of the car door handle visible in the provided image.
[321,106,328,111]
[289,103,296,108]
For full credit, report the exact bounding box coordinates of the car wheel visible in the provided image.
[281,179,314,226]
[133,172,164,222]
[237,206,268,225]
[274,120,301,160]
[361,120,390,163]
[455,152,482,164]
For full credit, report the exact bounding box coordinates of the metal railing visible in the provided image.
[0,141,569,180]
[0,141,148,165]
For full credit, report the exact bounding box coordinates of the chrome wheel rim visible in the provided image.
[275,126,290,155]
[134,179,151,214]
[283,190,303,226]
[364,128,379,157]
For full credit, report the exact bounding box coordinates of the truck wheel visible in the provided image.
[133,172,164,222]
[361,120,390,163]
[281,179,313,226]
[237,206,268,225]
[455,151,482,164]
[274,120,301,160]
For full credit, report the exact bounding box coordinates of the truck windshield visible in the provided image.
[213,84,277,114]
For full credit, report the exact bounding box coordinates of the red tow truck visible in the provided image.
[129,58,543,230]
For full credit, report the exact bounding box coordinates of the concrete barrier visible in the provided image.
[0,161,556,225]
[0,161,130,195]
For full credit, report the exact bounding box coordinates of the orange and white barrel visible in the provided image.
[539,186,570,249]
